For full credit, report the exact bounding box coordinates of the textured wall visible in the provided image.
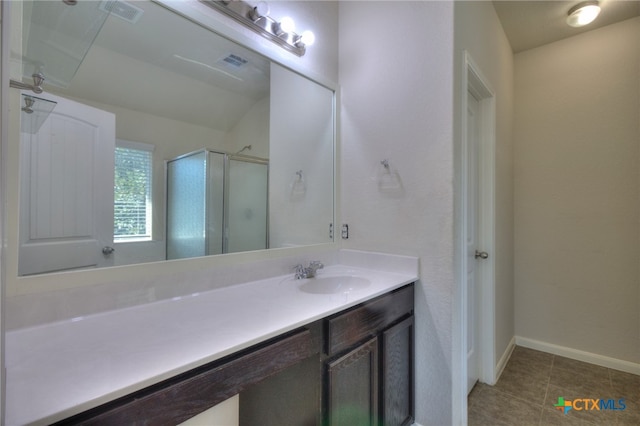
[514,17,640,364]
[339,2,455,424]
[453,0,515,379]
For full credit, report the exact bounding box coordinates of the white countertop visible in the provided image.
[5,263,417,425]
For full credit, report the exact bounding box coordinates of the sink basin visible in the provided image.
[298,276,371,294]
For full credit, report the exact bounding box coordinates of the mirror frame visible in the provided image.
[2,0,340,296]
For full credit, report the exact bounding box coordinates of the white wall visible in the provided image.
[0,3,10,421]
[453,0,515,380]
[339,2,455,424]
[226,96,270,159]
[514,18,640,365]
[269,63,334,249]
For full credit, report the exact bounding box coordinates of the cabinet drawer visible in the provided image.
[326,284,413,356]
[57,329,314,425]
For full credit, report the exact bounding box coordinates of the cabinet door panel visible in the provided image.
[327,285,413,356]
[382,316,414,426]
[327,337,379,426]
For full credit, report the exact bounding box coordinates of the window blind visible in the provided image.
[114,145,152,240]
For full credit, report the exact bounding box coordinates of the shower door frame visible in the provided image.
[165,148,269,259]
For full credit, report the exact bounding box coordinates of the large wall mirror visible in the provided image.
[11,0,335,276]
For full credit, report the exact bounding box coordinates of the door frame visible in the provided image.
[457,50,496,401]
[0,1,9,422]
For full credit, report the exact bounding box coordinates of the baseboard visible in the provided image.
[492,336,516,384]
[516,337,640,376]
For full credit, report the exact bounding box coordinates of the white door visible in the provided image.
[19,93,115,275]
[466,90,481,393]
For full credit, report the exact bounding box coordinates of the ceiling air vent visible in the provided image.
[99,0,144,24]
[219,54,249,69]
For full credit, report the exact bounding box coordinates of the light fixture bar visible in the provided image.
[201,0,308,56]
[10,72,46,94]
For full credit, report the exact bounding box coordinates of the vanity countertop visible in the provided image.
[5,261,417,425]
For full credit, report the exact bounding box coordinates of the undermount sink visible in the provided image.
[298,275,371,294]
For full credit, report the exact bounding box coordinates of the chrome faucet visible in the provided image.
[294,261,324,279]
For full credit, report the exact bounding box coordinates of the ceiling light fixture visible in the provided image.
[203,1,315,57]
[566,1,601,27]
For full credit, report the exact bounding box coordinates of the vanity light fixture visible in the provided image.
[202,0,315,56]
[566,1,601,27]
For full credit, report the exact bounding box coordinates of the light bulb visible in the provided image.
[279,17,295,33]
[300,30,315,46]
[255,1,269,16]
[566,2,600,27]
[249,1,269,20]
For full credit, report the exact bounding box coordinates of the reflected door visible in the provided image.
[19,93,115,275]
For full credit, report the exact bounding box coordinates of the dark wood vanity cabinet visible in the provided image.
[324,284,414,426]
[381,315,415,426]
[55,329,317,426]
[327,337,380,425]
[56,284,414,426]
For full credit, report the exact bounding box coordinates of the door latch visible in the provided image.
[474,250,488,260]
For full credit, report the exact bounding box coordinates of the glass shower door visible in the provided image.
[166,151,208,260]
[226,158,268,253]
[167,150,268,259]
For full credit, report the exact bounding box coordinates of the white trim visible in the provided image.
[0,1,10,422]
[516,337,640,376]
[493,336,516,385]
[116,138,155,152]
[460,50,497,386]
[471,65,496,389]
[114,140,154,242]
[454,50,497,426]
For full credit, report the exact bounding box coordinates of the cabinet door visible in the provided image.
[382,316,414,426]
[326,337,379,426]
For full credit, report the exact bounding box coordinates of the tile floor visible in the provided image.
[468,346,640,425]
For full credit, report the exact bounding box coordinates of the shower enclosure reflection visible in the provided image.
[166,150,268,259]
